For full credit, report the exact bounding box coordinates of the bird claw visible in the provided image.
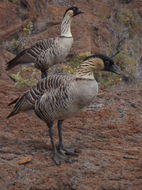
[57,145,79,157]
[53,154,61,165]
[64,147,78,156]
[53,152,71,165]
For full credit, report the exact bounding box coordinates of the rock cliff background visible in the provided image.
[0,0,142,189]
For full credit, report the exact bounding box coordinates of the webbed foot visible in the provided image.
[53,152,72,165]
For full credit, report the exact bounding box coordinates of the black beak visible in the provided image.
[76,9,84,15]
[108,64,121,75]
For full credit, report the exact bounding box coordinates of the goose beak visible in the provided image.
[108,64,121,75]
[77,9,84,15]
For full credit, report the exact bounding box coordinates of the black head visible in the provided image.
[63,7,84,17]
[84,54,120,74]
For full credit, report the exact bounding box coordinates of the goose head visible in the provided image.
[76,54,121,79]
[83,54,120,75]
[63,7,84,18]
[61,7,84,37]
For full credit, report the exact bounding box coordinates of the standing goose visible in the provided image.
[7,54,120,165]
[6,7,84,78]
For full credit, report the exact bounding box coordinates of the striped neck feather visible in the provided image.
[61,14,72,37]
[75,59,102,79]
[76,58,104,79]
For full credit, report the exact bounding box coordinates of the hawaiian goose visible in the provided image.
[7,54,120,165]
[6,7,84,78]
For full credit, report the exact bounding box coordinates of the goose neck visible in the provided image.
[75,62,95,79]
[61,15,72,38]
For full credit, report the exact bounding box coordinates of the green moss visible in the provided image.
[94,13,106,19]
[114,50,136,70]
[10,66,40,87]
[99,73,121,89]
[23,22,33,36]
[92,70,121,89]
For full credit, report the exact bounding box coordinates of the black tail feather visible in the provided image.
[8,97,19,106]
[6,58,19,71]
[7,94,26,119]
[6,49,27,71]
[6,112,17,119]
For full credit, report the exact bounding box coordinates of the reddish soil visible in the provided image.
[0,74,142,190]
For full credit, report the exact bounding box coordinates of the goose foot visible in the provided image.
[57,146,78,156]
[53,152,72,165]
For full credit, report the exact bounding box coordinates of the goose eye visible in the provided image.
[105,61,110,67]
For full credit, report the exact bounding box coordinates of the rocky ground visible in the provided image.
[0,0,142,189]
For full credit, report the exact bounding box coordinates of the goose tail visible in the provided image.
[6,49,27,71]
[7,94,26,118]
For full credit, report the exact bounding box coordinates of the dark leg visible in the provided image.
[48,121,69,165]
[48,121,56,153]
[57,120,64,151]
[41,71,48,79]
[57,120,78,156]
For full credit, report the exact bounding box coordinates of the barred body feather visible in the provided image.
[7,74,98,122]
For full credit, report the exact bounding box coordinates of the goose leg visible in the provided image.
[48,121,69,165]
[57,120,78,156]
[41,71,48,78]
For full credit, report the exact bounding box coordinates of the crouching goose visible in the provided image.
[7,54,120,165]
[6,7,84,78]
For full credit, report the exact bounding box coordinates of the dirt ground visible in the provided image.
[0,74,142,190]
